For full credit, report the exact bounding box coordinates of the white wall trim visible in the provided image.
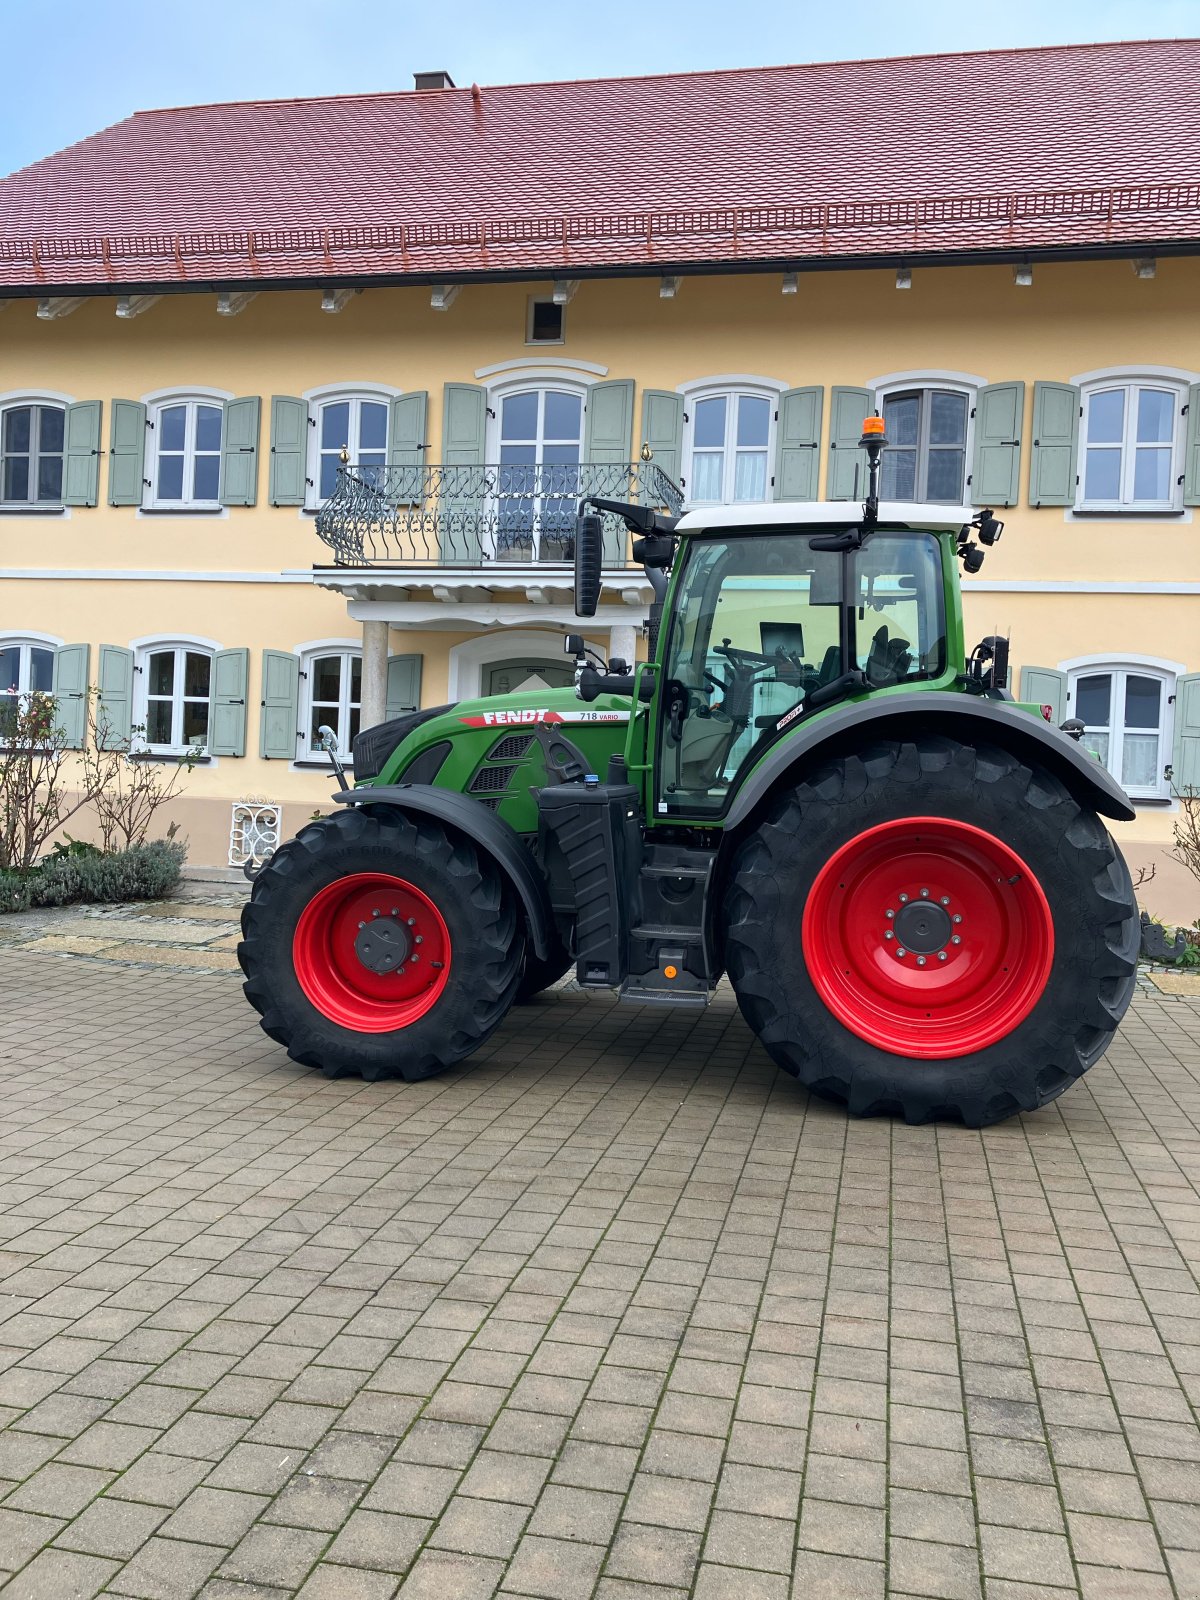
[0,628,64,648]
[349,599,648,631]
[866,368,987,391]
[293,636,363,656]
[0,387,75,407]
[676,374,789,396]
[475,357,608,379]
[139,384,235,405]
[483,368,596,396]
[961,579,1200,594]
[1064,508,1193,525]
[0,569,313,583]
[301,380,404,402]
[129,631,223,653]
[1070,363,1200,387]
[1058,651,1187,676]
[447,627,604,699]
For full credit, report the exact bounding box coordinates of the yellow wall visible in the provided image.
[1,258,1197,907]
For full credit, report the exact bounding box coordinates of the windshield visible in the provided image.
[657,529,947,816]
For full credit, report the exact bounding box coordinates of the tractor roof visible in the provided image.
[675,501,974,535]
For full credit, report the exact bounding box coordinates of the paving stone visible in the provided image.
[216,1523,329,1588]
[54,1497,168,1558]
[322,1509,430,1573]
[159,1488,269,1546]
[428,1494,529,1557]
[0,1548,119,1599]
[503,1533,605,1599]
[106,1535,221,1598]
[394,1548,504,1598]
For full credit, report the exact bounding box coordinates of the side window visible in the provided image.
[136,643,214,752]
[1069,665,1174,799]
[313,394,389,501]
[1079,381,1183,511]
[686,391,773,504]
[879,388,969,504]
[300,649,362,760]
[0,636,56,741]
[150,399,223,508]
[1,402,66,506]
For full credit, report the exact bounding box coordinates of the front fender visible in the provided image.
[724,692,1136,830]
[334,785,553,959]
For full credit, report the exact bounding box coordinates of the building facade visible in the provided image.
[1,43,1198,915]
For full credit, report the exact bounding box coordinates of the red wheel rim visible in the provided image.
[801,817,1054,1058]
[293,873,451,1033]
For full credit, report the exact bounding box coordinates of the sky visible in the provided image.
[1,0,1197,179]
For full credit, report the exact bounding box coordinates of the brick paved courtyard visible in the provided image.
[2,934,1200,1599]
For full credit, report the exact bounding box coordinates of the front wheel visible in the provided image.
[239,807,524,1080]
[724,738,1138,1127]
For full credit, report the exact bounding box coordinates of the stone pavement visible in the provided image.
[1,936,1199,1599]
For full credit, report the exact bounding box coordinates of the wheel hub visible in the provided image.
[892,899,951,954]
[354,916,410,974]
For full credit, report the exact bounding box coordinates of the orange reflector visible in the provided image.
[663,965,678,979]
[1040,704,1054,722]
[861,415,885,435]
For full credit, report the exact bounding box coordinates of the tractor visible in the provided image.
[240,418,1138,1127]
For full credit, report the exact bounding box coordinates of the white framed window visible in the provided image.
[683,383,779,505]
[134,641,214,753]
[148,397,223,508]
[300,647,362,760]
[879,386,971,504]
[306,389,393,504]
[1066,660,1176,800]
[0,633,58,740]
[487,380,586,560]
[526,297,565,345]
[1,398,67,506]
[1078,377,1186,512]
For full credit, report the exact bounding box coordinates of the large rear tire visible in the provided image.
[724,737,1138,1127]
[239,807,523,1080]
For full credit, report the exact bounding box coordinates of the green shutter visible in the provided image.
[220,397,261,507]
[269,396,310,506]
[1182,383,1200,506]
[585,380,635,562]
[1172,673,1200,793]
[97,644,134,749]
[1029,382,1080,507]
[385,654,423,719]
[51,643,90,750]
[108,400,146,506]
[1019,665,1067,724]
[774,386,823,501]
[260,650,299,759]
[389,391,428,502]
[210,648,249,756]
[63,402,102,507]
[441,383,487,562]
[827,387,873,500]
[640,390,683,498]
[970,382,1025,508]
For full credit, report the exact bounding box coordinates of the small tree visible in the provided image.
[0,692,107,871]
[81,720,198,853]
[1173,787,1200,899]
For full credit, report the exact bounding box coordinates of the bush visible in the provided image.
[0,838,187,914]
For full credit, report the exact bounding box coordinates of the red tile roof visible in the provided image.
[3,39,1199,291]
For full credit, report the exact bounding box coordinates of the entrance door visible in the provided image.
[484,658,575,696]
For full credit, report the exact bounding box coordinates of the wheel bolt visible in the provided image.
[940,896,950,906]
[899,893,909,903]
[885,909,895,919]
[917,955,927,966]
[938,951,948,961]
[896,947,907,958]
[372,908,380,918]
[952,913,963,924]
[409,954,419,963]
[391,906,399,916]
[407,917,416,927]
[919,887,929,898]
[885,930,895,940]
[951,935,962,945]
[414,935,424,945]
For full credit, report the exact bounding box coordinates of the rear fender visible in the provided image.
[723,692,1136,832]
[334,785,553,959]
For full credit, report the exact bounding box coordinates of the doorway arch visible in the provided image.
[447,629,605,699]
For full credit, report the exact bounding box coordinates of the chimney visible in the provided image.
[413,70,455,91]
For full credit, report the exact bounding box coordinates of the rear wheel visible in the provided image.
[724,737,1138,1127]
[239,807,523,1080]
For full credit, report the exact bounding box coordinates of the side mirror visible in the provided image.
[574,512,603,618]
[564,633,585,656]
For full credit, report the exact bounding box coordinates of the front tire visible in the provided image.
[239,807,523,1080]
[724,738,1138,1127]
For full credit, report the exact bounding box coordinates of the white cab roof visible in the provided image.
[675,501,974,534]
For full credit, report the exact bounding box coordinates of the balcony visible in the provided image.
[314,461,684,568]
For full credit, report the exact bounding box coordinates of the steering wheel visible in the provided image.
[713,642,779,668]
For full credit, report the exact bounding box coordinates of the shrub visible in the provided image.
[0,838,187,913]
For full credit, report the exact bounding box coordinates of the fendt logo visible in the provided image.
[458,709,629,727]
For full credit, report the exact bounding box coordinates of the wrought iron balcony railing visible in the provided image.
[314,461,684,568]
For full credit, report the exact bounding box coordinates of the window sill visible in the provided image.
[294,758,354,771]
[0,504,66,516]
[1130,794,1172,807]
[139,505,224,516]
[1071,505,1185,517]
[129,751,213,764]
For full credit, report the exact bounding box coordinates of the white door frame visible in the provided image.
[448,628,605,699]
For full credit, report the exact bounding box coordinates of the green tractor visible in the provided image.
[241,419,1138,1127]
